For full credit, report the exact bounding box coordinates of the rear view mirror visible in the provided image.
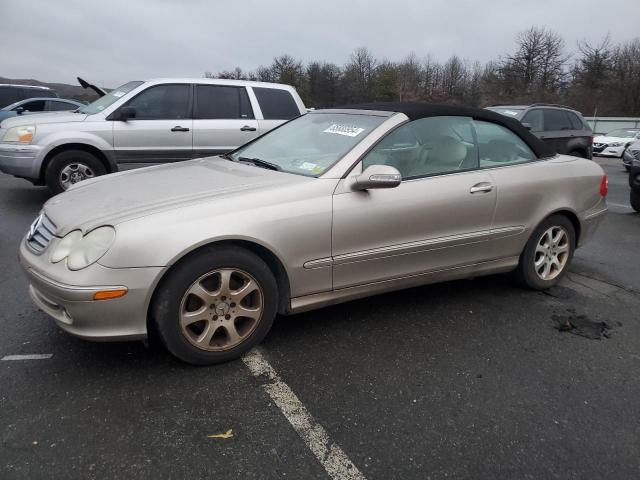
[15,107,25,115]
[522,122,533,131]
[352,165,401,190]
[117,106,136,121]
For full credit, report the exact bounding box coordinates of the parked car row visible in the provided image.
[0,78,306,193]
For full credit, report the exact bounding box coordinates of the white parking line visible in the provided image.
[1,354,53,361]
[607,202,633,209]
[243,349,366,480]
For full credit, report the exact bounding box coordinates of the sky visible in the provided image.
[1,0,638,88]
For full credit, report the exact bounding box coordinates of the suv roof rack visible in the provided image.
[0,84,52,90]
[529,103,576,110]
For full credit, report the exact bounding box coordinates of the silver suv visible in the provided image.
[0,78,306,193]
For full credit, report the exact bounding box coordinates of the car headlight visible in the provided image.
[2,125,36,143]
[50,226,115,270]
[609,142,623,147]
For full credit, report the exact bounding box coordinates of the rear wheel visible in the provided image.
[631,190,640,213]
[152,246,278,365]
[515,215,575,290]
[45,150,106,194]
[568,149,586,158]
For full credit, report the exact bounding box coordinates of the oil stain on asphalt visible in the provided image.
[552,308,612,340]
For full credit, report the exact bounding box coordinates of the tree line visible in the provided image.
[205,27,640,117]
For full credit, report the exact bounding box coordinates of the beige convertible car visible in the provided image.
[18,103,608,364]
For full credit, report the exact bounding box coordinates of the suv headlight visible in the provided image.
[2,125,36,143]
[50,226,115,270]
[609,142,623,147]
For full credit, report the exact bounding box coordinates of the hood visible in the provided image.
[0,111,87,128]
[44,157,310,235]
[593,135,633,144]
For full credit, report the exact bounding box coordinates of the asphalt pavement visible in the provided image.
[1,156,639,480]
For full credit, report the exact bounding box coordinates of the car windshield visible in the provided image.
[486,107,524,117]
[606,129,639,138]
[78,81,143,115]
[229,112,387,176]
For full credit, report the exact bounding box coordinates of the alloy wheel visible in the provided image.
[179,268,264,351]
[59,163,95,190]
[534,226,570,281]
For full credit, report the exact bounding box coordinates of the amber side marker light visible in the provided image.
[93,288,128,301]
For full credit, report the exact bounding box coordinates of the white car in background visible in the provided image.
[592,128,640,158]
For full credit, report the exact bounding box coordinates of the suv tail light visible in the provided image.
[600,174,608,197]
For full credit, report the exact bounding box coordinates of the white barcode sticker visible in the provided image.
[323,124,365,137]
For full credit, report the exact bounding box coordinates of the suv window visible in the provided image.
[126,84,190,120]
[48,100,76,111]
[362,116,478,178]
[18,88,54,100]
[566,111,584,130]
[0,87,20,107]
[543,109,572,131]
[475,121,536,167]
[521,109,543,132]
[195,85,254,119]
[19,100,46,112]
[253,87,299,120]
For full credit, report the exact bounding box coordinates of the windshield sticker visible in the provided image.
[299,162,319,171]
[312,166,324,174]
[323,124,366,137]
[503,110,520,116]
[111,91,126,98]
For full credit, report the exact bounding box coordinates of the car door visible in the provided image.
[112,83,192,164]
[192,84,259,158]
[473,120,544,259]
[541,108,574,154]
[331,116,497,289]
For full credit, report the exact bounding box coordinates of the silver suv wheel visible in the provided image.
[59,163,96,190]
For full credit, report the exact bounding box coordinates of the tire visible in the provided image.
[44,149,106,195]
[515,215,576,290]
[152,246,278,365]
[568,150,585,158]
[631,189,640,213]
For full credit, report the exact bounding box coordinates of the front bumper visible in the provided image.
[593,144,625,157]
[19,239,163,341]
[0,143,42,179]
[623,149,639,167]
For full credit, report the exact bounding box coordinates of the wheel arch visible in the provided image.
[39,143,116,182]
[146,239,292,338]
[531,209,581,247]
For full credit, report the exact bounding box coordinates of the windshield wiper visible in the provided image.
[237,156,281,171]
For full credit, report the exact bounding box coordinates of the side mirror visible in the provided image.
[522,122,533,131]
[116,106,136,121]
[352,165,401,191]
[15,107,25,115]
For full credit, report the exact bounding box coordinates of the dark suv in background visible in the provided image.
[0,84,58,108]
[487,104,592,159]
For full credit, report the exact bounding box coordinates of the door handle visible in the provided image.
[171,126,190,132]
[470,183,494,194]
[240,125,257,132]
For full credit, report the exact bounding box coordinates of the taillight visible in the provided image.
[600,175,608,197]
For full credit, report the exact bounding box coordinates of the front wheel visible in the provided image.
[515,215,575,290]
[45,150,106,194]
[152,247,278,365]
[631,190,640,213]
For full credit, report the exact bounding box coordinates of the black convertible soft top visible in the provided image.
[341,102,554,159]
